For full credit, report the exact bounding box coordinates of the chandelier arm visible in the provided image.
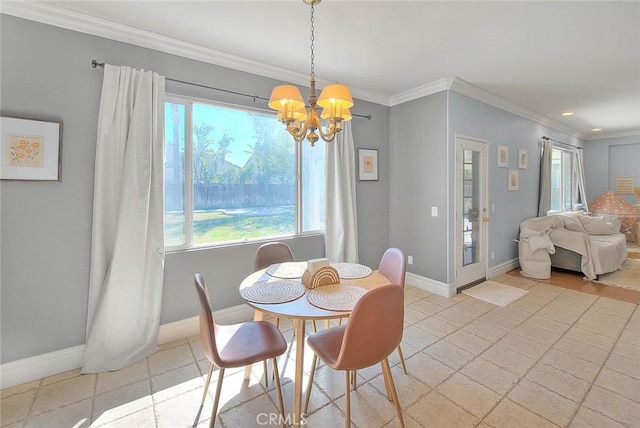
[286,119,310,141]
[317,120,340,141]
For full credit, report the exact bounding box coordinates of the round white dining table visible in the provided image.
[239,265,390,427]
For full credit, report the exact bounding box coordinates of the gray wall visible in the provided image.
[0,15,390,363]
[389,92,449,282]
[583,135,640,205]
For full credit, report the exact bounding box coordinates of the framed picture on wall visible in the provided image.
[497,145,508,168]
[0,116,62,181]
[508,170,519,191]
[358,148,378,181]
[518,149,528,169]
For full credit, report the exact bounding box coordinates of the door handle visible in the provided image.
[482,216,489,223]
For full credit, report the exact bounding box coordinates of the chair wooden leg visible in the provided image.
[272,357,286,428]
[351,370,357,390]
[263,360,269,388]
[201,364,214,407]
[381,358,404,428]
[210,367,225,428]
[397,345,408,375]
[344,371,351,428]
[312,320,318,333]
[303,354,318,414]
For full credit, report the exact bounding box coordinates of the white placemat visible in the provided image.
[306,285,367,311]
[330,262,372,279]
[266,262,307,279]
[240,280,306,304]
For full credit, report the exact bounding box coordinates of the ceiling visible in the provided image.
[2,1,639,140]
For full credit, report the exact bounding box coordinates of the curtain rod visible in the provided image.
[91,60,372,120]
[541,135,581,150]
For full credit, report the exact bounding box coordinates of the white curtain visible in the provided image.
[325,121,359,263]
[537,139,553,217]
[574,148,588,212]
[82,65,165,373]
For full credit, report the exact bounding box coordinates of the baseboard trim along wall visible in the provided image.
[487,258,520,279]
[406,272,456,298]
[0,304,255,389]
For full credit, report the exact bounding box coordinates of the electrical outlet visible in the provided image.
[491,251,495,260]
[408,255,413,265]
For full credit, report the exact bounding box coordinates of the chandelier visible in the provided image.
[268,0,354,146]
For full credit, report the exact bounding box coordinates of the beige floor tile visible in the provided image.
[604,353,640,380]
[147,344,196,376]
[507,299,544,314]
[444,330,491,355]
[401,325,439,351]
[491,306,533,324]
[460,358,520,395]
[536,306,583,325]
[23,398,92,428]
[449,299,495,318]
[157,338,188,350]
[404,285,432,298]
[589,297,636,318]
[414,316,458,338]
[154,387,213,427]
[403,306,429,326]
[501,276,539,289]
[265,374,330,417]
[432,308,476,328]
[0,389,37,426]
[92,379,152,426]
[569,406,626,428]
[383,413,422,428]
[461,321,509,343]
[369,364,430,410]
[619,328,640,345]
[389,342,419,367]
[407,390,478,427]
[219,393,283,428]
[407,299,444,316]
[552,337,609,365]
[508,378,579,426]
[611,338,640,360]
[426,293,468,308]
[499,333,549,360]
[403,292,422,306]
[540,348,601,382]
[1,379,40,399]
[423,340,474,370]
[436,373,501,418]
[574,318,623,339]
[480,345,536,376]
[310,364,347,400]
[564,327,617,351]
[582,385,640,426]
[41,368,83,387]
[304,402,345,427]
[405,352,455,388]
[594,368,640,403]
[582,308,630,328]
[30,374,95,416]
[211,369,267,412]
[525,315,571,335]
[93,407,156,428]
[151,363,204,404]
[479,312,522,332]
[96,358,149,395]
[513,322,562,346]
[483,398,557,428]
[525,363,590,403]
[335,383,399,428]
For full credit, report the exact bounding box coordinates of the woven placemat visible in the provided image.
[240,280,306,304]
[306,285,367,311]
[331,263,372,279]
[266,262,307,279]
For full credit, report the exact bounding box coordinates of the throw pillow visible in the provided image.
[579,215,613,235]
[556,213,586,233]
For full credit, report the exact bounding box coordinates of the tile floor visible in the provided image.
[2,274,640,427]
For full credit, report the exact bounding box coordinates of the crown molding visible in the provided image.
[582,130,640,141]
[389,78,455,106]
[448,77,584,139]
[0,1,389,106]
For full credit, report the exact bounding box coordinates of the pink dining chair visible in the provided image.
[194,273,287,428]
[378,247,408,374]
[253,242,296,333]
[304,284,405,427]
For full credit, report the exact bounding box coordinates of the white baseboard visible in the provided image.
[405,272,457,298]
[0,303,254,389]
[487,258,520,279]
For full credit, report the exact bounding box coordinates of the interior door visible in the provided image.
[455,136,488,288]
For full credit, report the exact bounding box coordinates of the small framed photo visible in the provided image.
[358,148,378,181]
[518,149,528,169]
[497,145,508,168]
[1,116,62,181]
[508,170,519,191]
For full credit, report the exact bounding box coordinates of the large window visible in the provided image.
[164,96,325,249]
[549,147,585,213]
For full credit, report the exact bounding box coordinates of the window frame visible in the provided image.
[164,93,324,252]
[548,145,581,214]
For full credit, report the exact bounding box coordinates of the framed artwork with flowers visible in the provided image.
[1,116,62,181]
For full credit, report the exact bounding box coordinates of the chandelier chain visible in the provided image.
[309,4,315,78]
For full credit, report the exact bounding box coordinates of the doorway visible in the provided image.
[455,136,489,288]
